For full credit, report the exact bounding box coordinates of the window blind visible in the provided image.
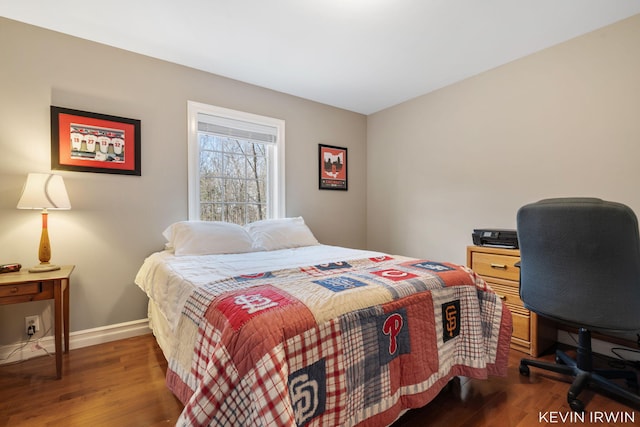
[197,113,277,144]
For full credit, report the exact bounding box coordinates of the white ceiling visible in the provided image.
[2,0,640,115]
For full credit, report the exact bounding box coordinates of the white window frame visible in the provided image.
[187,101,285,221]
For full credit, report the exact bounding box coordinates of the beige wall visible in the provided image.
[367,14,640,265]
[0,18,367,344]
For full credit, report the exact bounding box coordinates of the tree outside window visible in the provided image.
[187,102,285,224]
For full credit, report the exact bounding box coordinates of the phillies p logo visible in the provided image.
[378,308,410,365]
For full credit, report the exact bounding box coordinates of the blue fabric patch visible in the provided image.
[410,261,454,272]
[288,358,326,426]
[339,306,411,408]
[313,276,367,292]
[377,308,411,365]
[354,309,386,407]
[314,261,352,271]
[477,290,495,339]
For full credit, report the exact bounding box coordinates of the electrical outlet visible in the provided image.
[25,315,40,335]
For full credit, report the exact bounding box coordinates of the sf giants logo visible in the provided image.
[442,300,460,342]
[382,313,404,354]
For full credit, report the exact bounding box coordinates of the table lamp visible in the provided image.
[17,173,71,272]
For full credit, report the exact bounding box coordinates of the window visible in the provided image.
[187,101,285,224]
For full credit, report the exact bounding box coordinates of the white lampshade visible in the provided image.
[17,173,71,210]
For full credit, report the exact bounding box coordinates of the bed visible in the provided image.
[135,218,512,426]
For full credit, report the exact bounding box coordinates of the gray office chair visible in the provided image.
[516,197,640,412]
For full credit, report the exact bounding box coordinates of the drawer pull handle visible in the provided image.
[11,287,19,294]
[490,263,507,269]
[496,293,507,301]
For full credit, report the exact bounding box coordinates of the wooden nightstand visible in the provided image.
[0,265,74,378]
[467,246,555,356]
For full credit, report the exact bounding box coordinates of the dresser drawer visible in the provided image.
[512,311,531,342]
[487,280,524,308]
[470,252,520,281]
[0,282,41,297]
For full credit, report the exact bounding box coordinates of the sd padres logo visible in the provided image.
[288,359,326,426]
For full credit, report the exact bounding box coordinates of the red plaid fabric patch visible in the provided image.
[284,319,345,426]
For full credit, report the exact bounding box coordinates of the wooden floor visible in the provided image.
[1,334,638,426]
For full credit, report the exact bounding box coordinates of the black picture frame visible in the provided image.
[319,144,348,191]
[51,106,141,176]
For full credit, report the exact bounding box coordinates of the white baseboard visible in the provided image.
[557,330,640,362]
[0,318,151,365]
[3,321,637,365]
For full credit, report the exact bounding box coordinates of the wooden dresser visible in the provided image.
[467,246,554,356]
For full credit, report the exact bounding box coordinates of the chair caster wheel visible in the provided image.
[569,398,585,413]
[519,364,530,376]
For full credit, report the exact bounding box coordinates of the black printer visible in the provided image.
[472,229,518,249]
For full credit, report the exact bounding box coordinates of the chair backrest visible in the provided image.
[516,197,640,332]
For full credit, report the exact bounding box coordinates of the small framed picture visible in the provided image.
[319,144,347,191]
[51,106,141,176]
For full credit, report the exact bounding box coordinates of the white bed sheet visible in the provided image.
[135,244,385,333]
[147,299,173,360]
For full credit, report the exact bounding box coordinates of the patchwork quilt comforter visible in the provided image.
[164,254,512,426]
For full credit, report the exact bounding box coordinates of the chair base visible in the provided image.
[519,328,640,412]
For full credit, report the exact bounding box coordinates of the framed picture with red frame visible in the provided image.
[319,144,347,190]
[51,106,141,176]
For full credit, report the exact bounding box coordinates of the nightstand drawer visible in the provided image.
[470,252,520,281]
[0,282,41,297]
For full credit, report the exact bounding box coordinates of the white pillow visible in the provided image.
[162,221,254,256]
[246,217,319,251]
